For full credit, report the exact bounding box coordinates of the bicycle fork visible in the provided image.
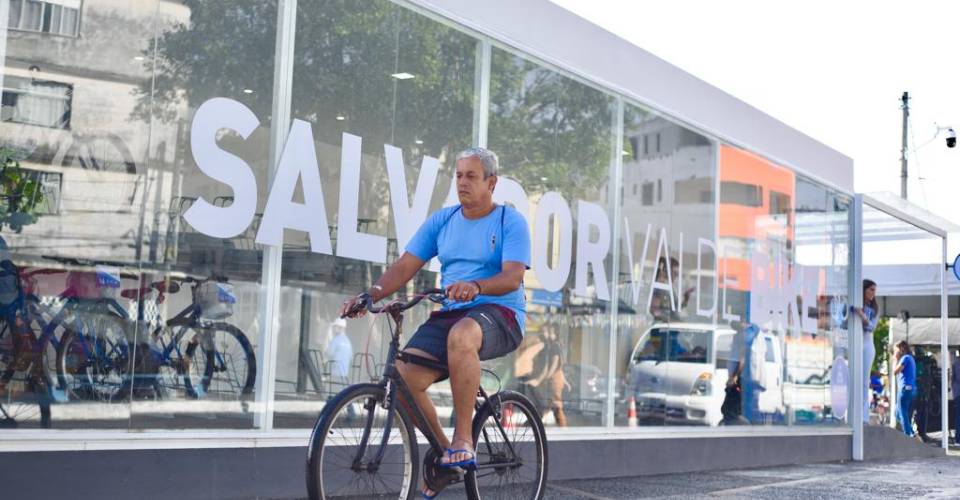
[351,380,399,473]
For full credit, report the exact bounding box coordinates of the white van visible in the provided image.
[627,323,784,426]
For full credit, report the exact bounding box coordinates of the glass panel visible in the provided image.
[41,2,52,33]
[0,0,277,431]
[617,106,717,427]
[718,145,851,426]
[60,7,77,36]
[126,0,278,430]
[22,1,42,31]
[488,47,615,428]
[273,0,477,428]
[49,4,61,35]
[789,177,850,427]
[862,203,942,435]
[9,0,23,29]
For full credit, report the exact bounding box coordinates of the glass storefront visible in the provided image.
[0,0,854,436]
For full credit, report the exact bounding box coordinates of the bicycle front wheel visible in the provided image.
[465,390,548,500]
[0,315,51,428]
[306,383,419,500]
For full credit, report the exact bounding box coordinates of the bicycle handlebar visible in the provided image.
[342,288,446,318]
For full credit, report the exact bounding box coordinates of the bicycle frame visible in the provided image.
[151,302,203,369]
[351,306,522,473]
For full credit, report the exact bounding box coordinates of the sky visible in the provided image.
[550,0,960,233]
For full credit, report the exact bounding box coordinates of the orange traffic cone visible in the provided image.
[627,397,638,427]
[501,403,514,429]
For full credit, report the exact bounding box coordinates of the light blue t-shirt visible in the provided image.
[405,204,531,331]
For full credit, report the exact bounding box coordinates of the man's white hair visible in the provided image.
[455,147,499,178]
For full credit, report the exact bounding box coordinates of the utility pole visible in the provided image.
[900,91,910,199]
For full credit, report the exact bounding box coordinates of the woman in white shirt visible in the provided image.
[853,279,879,423]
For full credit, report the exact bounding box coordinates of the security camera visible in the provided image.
[947,128,957,148]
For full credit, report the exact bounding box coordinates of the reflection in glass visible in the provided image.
[717,146,851,426]
[0,0,276,430]
[273,0,477,428]
[616,107,717,427]
[489,47,615,428]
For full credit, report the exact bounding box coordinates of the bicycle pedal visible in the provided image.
[423,448,463,491]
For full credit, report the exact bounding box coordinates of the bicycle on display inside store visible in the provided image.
[305,289,547,500]
[0,261,62,428]
[53,261,256,403]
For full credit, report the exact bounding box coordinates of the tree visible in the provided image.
[0,147,45,233]
[133,0,613,199]
[872,317,889,373]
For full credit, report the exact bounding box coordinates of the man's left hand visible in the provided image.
[446,281,480,302]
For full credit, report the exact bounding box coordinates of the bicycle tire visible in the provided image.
[181,323,256,399]
[0,314,53,428]
[465,390,548,500]
[306,383,419,500]
[55,315,131,402]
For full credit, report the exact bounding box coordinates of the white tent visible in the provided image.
[889,318,960,346]
[864,263,960,297]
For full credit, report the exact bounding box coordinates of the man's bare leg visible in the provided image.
[447,318,483,464]
[396,348,448,448]
[396,348,448,497]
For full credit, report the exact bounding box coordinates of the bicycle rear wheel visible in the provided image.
[56,315,131,402]
[465,390,547,500]
[306,383,418,500]
[182,323,256,400]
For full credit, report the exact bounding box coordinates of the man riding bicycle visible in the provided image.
[340,147,530,498]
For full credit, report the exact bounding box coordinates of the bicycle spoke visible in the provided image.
[312,389,415,499]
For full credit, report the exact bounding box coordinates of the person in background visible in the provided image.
[649,257,694,322]
[952,349,960,445]
[853,279,878,424]
[893,340,917,438]
[726,321,765,424]
[326,317,352,382]
[512,322,569,427]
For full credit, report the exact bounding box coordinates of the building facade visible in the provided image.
[0,0,865,497]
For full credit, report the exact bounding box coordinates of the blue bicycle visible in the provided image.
[54,270,255,402]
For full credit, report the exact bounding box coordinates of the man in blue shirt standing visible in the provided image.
[893,340,918,437]
[340,147,530,498]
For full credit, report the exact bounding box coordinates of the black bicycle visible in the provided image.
[305,290,547,500]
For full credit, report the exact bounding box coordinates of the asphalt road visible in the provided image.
[363,450,960,500]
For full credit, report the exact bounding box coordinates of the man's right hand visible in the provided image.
[340,293,370,319]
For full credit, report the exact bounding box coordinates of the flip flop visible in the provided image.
[439,447,477,470]
[421,489,441,499]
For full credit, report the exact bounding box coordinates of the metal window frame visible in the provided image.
[252,0,297,431]
[605,97,624,427]
[849,194,864,460]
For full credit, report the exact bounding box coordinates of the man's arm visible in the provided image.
[339,252,425,317]
[367,252,426,302]
[445,261,525,302]
[474,261,525,295]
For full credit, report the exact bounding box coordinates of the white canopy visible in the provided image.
[863,263,960,297]
[889,318,960,346]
